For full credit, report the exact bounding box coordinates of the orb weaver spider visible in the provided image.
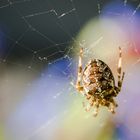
[75,47,125,116]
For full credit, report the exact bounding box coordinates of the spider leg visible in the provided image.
[101,98,109,106]
[109,103,115,114]
[117,47,125,91]
[121,72,125,84]
[85,103,92,112]
[83,94,93,112]
[76,48,84,95]
[111,98,118,107]
[117,47,122,82]
[82,94,91,107]
[108,98,117,114]
[89,96,95,106]
[93,99,99,117]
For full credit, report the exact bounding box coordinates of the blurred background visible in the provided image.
[0,0,140,140]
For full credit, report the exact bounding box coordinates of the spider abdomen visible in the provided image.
[82,59,115,96]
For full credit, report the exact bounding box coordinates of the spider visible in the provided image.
[75,47,125,116]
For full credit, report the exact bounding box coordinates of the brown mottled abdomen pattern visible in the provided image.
[82,59,115,96]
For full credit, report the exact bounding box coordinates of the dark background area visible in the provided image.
[0,0,139,65]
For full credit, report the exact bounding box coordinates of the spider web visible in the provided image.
[0,0,140,140]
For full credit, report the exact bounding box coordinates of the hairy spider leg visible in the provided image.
[76,48,84,94]
[117,47,125,91]
[93,99,100,117]
[108,98,118,114]
[110,98,118,107]
[87,96,96,112]
[83,95,93,112]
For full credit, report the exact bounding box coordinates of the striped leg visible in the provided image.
[83,95,94,112]
[108,98,117,114]
[117,47,125,91]
[109,103,115,114]
[76,48,84,94]
[93,99,99,117]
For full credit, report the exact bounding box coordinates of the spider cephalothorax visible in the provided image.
[75,47,125,116]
